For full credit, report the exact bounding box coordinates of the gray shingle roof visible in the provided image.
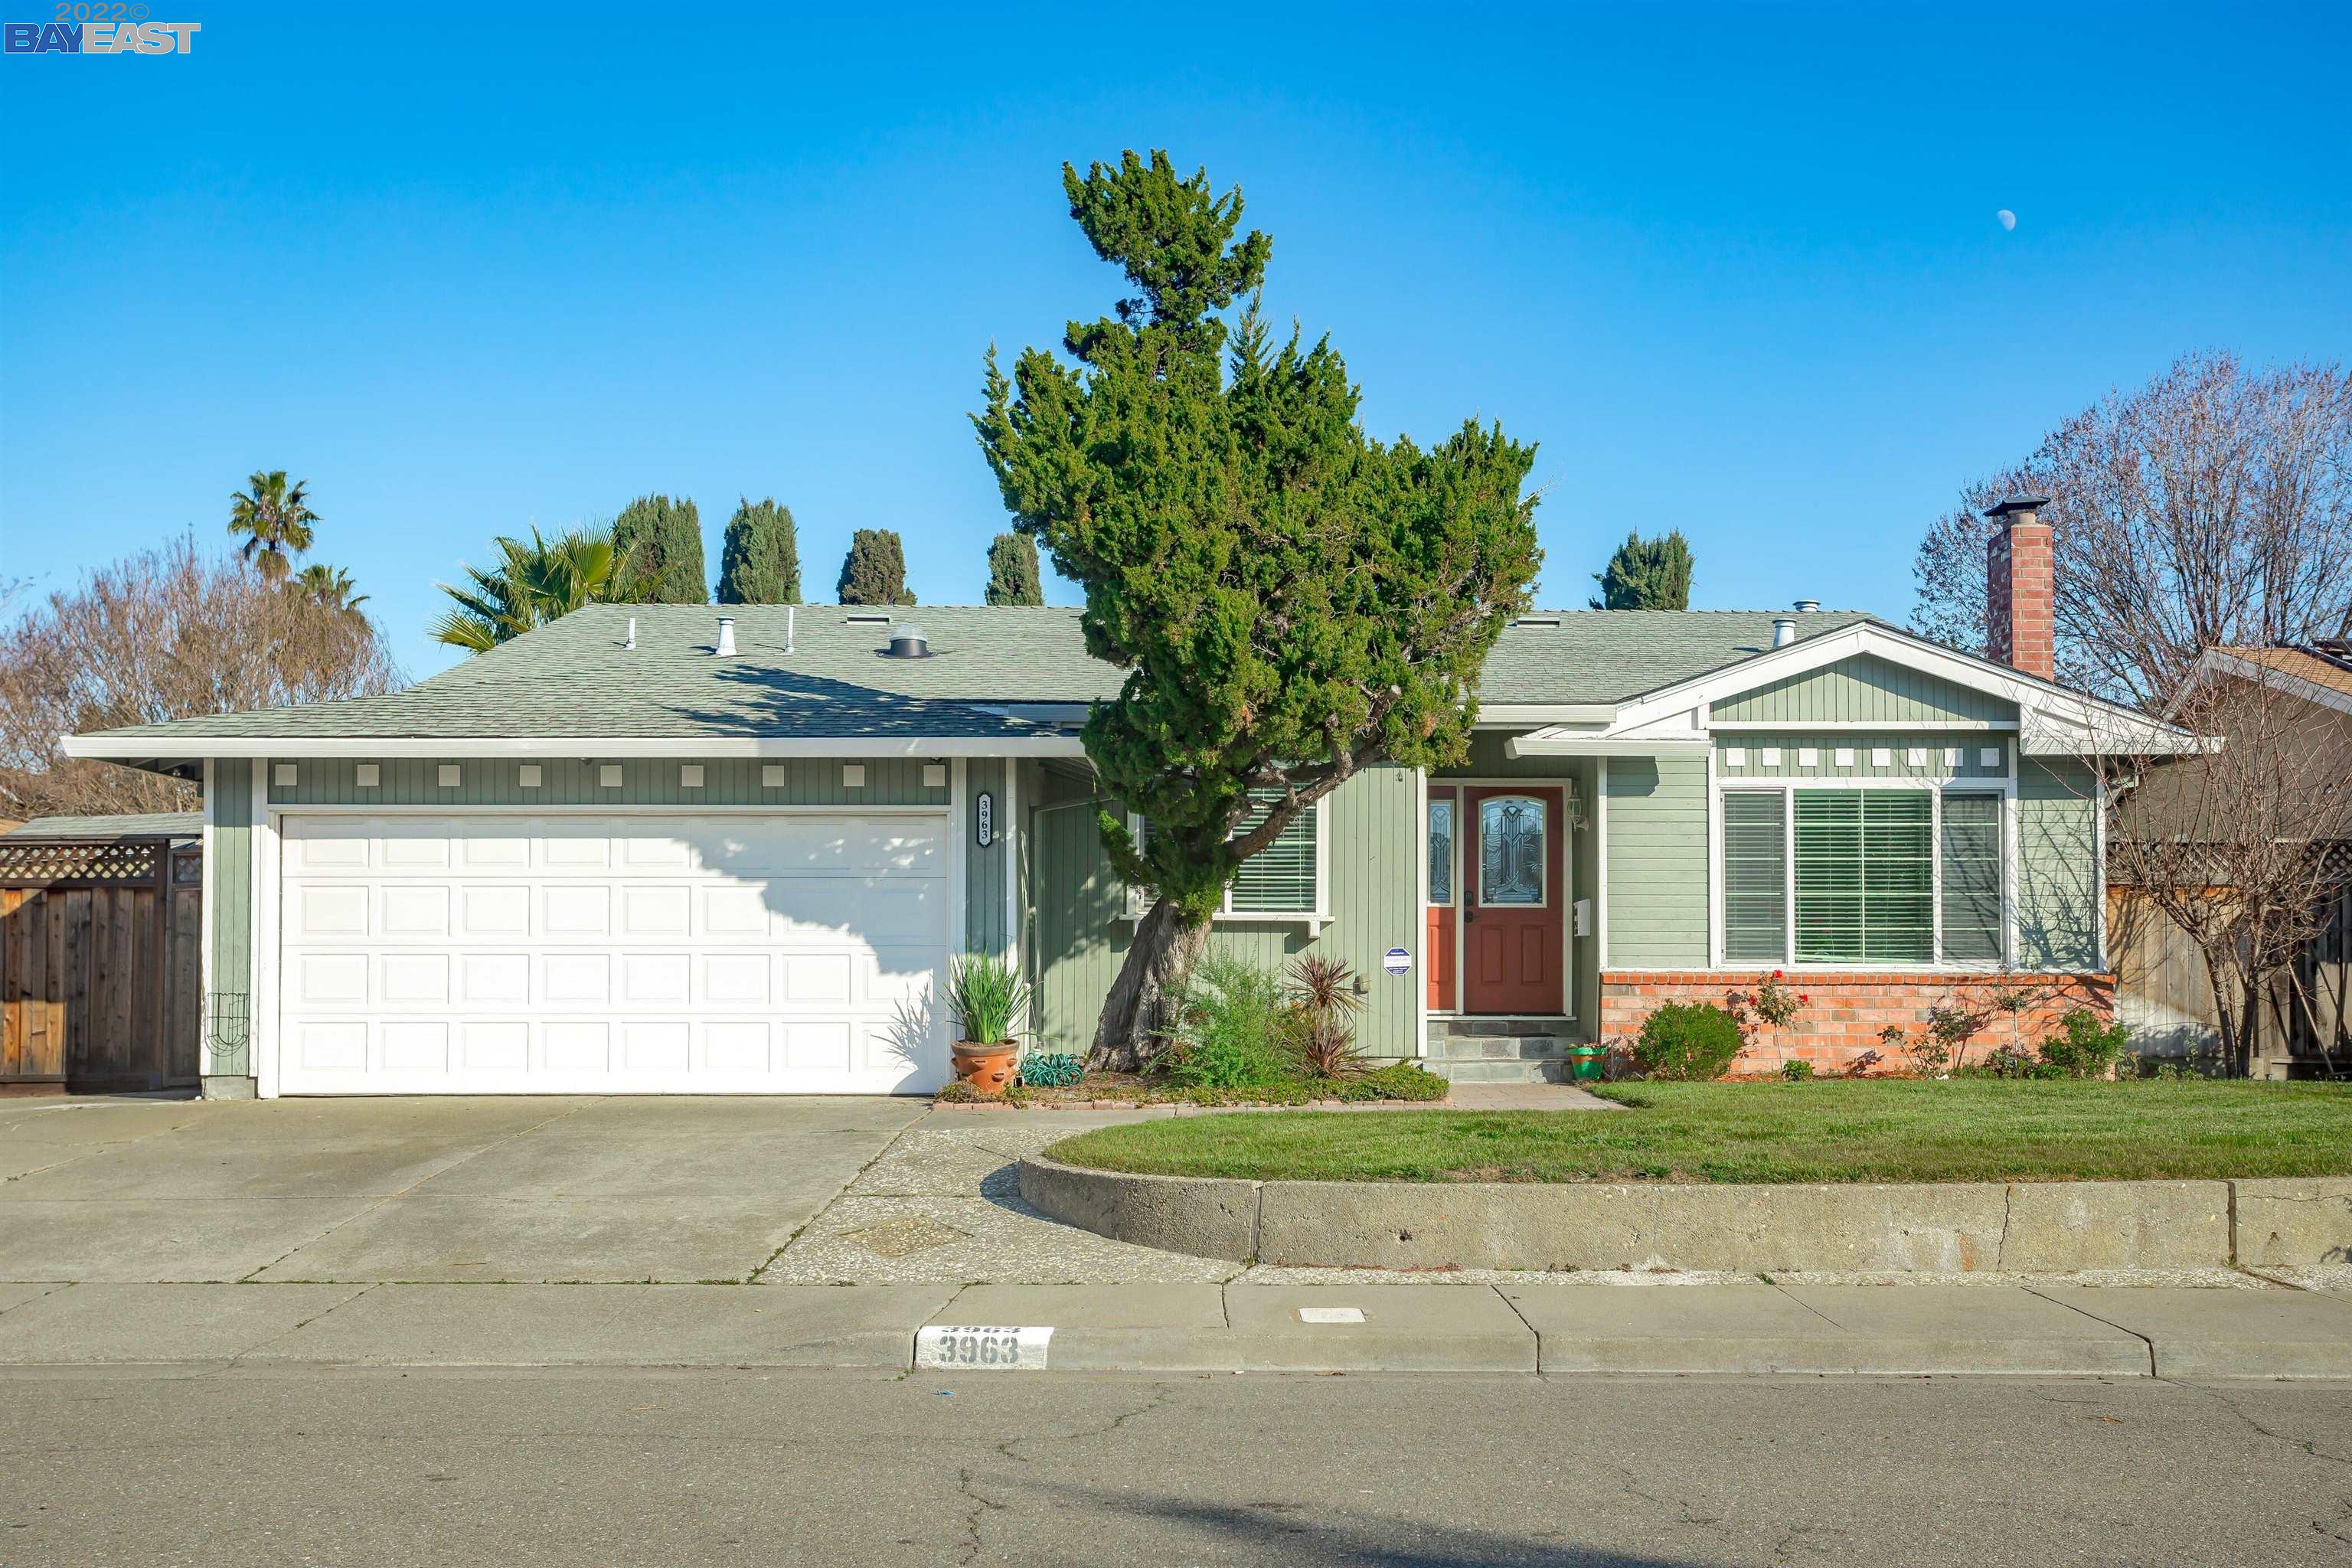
[75,603,1880,746]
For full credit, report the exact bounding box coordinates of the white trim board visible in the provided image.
[64,735,1089,762]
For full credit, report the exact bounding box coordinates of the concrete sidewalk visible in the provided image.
[2,1276,2347,1377]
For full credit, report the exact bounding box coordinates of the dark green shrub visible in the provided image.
[1779,1059,1815,1081]
[1632,1001,1744,1081]
[2040,1009,2130,1079]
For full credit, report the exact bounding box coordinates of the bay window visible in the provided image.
[1719,786,2005,967]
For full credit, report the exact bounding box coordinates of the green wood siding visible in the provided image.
[1716,735,2011,781]
[965,757,1009,959]
[2018,756,2102,972]
[207,758,253,1076]
[1028,766,1422,1060]
[1711,654,2017,727]
[1605,756,1708,967]
[266,756,950,808]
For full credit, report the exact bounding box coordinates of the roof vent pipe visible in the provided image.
[887,625,931,659]
[786,606,795,655]
[624,616,636,650]
[715,616,737,657]
[1772,616,1797,649]
[1792,599,1820,613]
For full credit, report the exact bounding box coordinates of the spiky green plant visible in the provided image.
[946,952,1031,1045]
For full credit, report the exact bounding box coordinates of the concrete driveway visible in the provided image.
[0,1095,925,1283]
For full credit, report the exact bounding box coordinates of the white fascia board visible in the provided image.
[1602,622,2206,756]
[1475,703,1620,726]
[1507,730,1711,758]
[60,733,1092,761]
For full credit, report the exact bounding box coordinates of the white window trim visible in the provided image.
[1123,801,1332,934]
[1709,775,2019,972]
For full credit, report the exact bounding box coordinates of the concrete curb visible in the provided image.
[1020,1155,2332,1273]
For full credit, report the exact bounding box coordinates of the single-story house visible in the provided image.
[63,500,2197,1096]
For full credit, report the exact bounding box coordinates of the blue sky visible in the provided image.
[5,2,2347,680]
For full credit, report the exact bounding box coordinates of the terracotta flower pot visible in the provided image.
[952,1040,1019,1098]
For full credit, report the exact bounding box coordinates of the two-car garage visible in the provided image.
[274,812,952,1094]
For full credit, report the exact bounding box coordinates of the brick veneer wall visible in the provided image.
[1599,971,2116,1074]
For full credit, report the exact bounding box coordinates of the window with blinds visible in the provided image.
[1721,792,1786,961]
[1794,790,1932,962]
[1229,792,1320,913]
[1128,791,1322,916]
[1939,792,2004,962]
[1723,785,2004,965]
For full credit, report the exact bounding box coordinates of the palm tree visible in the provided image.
[430,527,644,653]
[289,564,369,616]
[228,470,318,581]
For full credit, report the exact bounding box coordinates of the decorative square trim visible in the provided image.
[842,764,867,788]
[1906,747,1929,766]
[1796,746,1818,767]
[1870,747,1893,768]
[923,763,949,787]
[679,764,704,788]
[272,763,297,787]
[354,763,380,788]
[1979,746,2004,769]
[1834,746,1855,767]
[599,763,624,789]
[518,764,542,788]
[1759,747,1782,766]
[1943,747,1961,767]
[436,764,462,788]
[762,764,786,787]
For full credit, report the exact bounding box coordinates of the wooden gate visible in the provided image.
[1,835,202,1093]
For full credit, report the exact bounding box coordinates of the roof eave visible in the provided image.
[60,733,1092,761]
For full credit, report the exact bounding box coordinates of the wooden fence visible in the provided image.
[1,835,202,1093]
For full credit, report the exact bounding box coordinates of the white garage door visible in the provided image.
[276,813,950,1095]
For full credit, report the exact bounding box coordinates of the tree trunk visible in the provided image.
[1088,897,1212,1073]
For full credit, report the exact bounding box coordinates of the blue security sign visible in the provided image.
[1382,946,1411,975]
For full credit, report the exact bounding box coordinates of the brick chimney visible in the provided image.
[1984,494,2054,679]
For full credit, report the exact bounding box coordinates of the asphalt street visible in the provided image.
[0,1367,2342,1566]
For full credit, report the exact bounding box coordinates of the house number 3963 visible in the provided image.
[976,791,993,848]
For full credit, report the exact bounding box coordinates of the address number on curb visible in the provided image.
[916,1325,1054,1370]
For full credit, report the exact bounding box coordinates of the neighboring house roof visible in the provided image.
[2187,645,2352,715]
[2,812,203,842]
[66,603,1887,757]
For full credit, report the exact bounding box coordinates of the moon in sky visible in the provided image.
[1997,209,2017,231]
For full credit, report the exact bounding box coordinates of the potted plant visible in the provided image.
[945,952,1031,1098]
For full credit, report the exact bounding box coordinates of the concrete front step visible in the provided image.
[1426,1016,1575,1038]
[1426,1036,1579,1060]
[1425,1057,1572,1084]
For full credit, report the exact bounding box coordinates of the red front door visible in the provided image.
[1462,786,1563,1014]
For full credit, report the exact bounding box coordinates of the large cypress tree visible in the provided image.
[976,150,1540,1067]
[837,528,916,605]
[612,494,707,603]
[717,496,802,603]
[984,531,1044,606]
[1589,529,1694,609]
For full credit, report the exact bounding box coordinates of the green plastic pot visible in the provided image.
[1566,1045,1606,1082]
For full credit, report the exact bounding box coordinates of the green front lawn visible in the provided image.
[1043,1080,2352,1185]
